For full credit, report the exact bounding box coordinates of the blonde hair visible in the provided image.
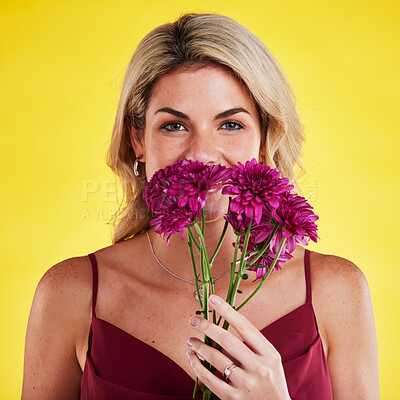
[107,13,304,243]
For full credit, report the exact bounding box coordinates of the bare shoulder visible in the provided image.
[23,255,94,399]
[310,251,370,311]
[308,251,379,398]
[40,254,92,286]
[36,236,145,312]
[35,255,93,319]
[311,250,367,286]
[309,251,376,353]
[29,254,95,356]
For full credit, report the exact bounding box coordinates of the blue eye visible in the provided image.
[220,121,244,131]
[161,122,186,132]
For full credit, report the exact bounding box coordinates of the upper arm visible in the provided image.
[314,255,379,399]
[22,257,92,400]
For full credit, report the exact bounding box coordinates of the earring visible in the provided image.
[134,155,143,177]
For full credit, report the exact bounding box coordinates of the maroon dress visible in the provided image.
[81,250,333,399]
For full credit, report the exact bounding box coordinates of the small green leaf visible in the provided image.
[195,310,201,315]
[242,273,249,280]
[237,289,242,294]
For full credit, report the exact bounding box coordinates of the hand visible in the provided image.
[186,295,291,400]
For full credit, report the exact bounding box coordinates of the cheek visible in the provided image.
[227,136,261,164]
[144,144,180,179]
[145,132,191,167]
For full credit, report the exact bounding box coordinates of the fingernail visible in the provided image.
[186,350,193,360]
[209,295,222,307]
[190,316,201,327]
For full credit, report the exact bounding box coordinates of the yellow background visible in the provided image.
[1,0,399,398]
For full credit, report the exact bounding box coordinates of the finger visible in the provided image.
[189,315,254,369]
[186,350,237,399]
[209,294,276,355]
[187,337,243,383]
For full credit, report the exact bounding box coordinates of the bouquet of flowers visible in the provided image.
[143,158,318,399]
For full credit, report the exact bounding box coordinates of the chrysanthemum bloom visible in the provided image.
[144,160,232,244]
[232,204,295,279]
[234,204,277,253]
[273,192,319,245]
[246,194,319,278]
[224,209,253,235]
[231,204,275,254]
[222,158,293,224]
[150,202,199,245]
[166,161,232,213]
[249,205,276,243]
[241,223,293,280]
[143,159,188,213]
[247,247,293,279]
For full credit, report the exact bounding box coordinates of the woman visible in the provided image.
[22,13,379,399]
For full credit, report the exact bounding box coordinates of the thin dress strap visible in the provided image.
[88,253,98,318]
[304,249,312,304]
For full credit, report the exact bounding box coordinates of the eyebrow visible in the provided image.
[155,107,189,119]
[155,107,250,120]
[213,107,250,120]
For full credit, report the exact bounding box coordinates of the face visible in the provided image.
[130,65,262,221]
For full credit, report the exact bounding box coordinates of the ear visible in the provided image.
[129,126,146,162]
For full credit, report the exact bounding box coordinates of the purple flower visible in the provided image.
[222,158,293,224]
[229,204,297,280]
[231,204,275,251]
[247,248,293,279]
[143,159,188,213]
[230,204,275,254]
[245,226,293,280]
[150,202,199,245]
[143,159,232,244]
[166,161,232,214]
[224,210,253,234]
[244,194,319,278]
[273,192,319,244]
[250,206,276,244]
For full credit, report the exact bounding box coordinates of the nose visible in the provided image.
[185,129,219,165]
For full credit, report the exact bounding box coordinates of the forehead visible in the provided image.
[147,65,258,114]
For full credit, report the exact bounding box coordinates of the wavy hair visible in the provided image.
[107,13,304,243]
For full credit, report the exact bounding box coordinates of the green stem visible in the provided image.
[202,282,210,332]
[202,388,212,400]
[193,219,214,363]
[247,224,279,267]
[209,219,228,265]
[225,235,240,306]
[188,226,201,252]
[188,233,203,309]
[201,208,205,236]
[193,222,211,281]
[222,223,252,331]
[236,237,287,311]
[192,377,199,399]
[239,223,253,274]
